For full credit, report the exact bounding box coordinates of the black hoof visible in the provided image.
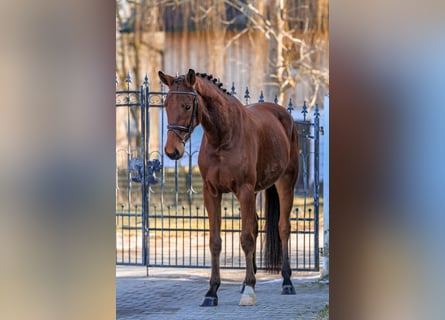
[200,296,218,307]
[281,285,296,295]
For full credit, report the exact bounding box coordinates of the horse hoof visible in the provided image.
[239,285,256,306]
[281,284,296,295]
[200,296,218,307]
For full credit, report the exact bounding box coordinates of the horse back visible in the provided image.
[247,102,296,146]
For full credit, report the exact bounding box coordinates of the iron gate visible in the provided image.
[116,73,323,272]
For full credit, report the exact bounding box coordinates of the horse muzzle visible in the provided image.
[165,146,183,160]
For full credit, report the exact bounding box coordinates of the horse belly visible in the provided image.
[254,164,284,191]
[255,139,290,191]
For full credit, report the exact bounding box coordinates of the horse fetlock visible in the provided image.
[240,282,256,293]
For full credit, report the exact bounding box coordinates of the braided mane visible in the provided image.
[196,72,231,96]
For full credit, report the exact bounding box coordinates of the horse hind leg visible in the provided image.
[275,177,298,295]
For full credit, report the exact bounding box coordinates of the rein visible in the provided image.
[166,90,199,144]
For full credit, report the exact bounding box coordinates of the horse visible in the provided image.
[158,69,299,306]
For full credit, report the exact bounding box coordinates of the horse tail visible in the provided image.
[264,184,282,273]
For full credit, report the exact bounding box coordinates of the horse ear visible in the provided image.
[158,71,174,86]
[186,69,196,86]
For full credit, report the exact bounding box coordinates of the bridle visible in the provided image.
[166,90,199,144]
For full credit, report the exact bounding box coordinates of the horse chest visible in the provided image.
[199,155,249,193]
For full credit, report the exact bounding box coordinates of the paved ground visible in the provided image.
[116,266,329,319]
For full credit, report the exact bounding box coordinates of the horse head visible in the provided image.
[158,69,199,160]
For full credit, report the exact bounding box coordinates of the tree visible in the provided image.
[116,0,328,108]
[223,0,328,107]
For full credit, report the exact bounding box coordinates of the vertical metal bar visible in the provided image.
[121,205,124,263]
[322,95,330,277]
[144,81,151,275]
[203,206,206,266]
[160,87,167,267]
[223,206,227,266]
[259,191,263,268]
[238,206,241,268]
[288,204,292,267]
[309,208,312,268]
[160,87,166,219]
[170,205,176,265]
[154,205,157,265]
[182,206,185,265]
[231,194,235,268]
[303,203,306,269]
[295,208,299,268]
[189,204,192,266]
[140,85,147,267]
[168,205,171,264]
[174,161,179,212]
[188,139,193,266]
[196,206,199,266]
[313,105,320,271]
[135,204,138,264]
[128,208,130,263]
[126,106,131,262]
[231,206,234,268]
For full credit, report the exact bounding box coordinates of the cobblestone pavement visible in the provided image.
[117,266,329,320]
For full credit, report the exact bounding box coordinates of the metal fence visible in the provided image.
[116,73,324,272]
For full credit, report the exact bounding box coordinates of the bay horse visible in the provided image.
[158,69,299,306]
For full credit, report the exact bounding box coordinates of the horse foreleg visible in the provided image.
[200,186,222,307]
[237,184,258,306]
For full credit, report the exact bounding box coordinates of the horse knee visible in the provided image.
[209,236,222,254]
[240,233,255,252]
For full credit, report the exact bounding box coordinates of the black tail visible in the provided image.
[264,185,282,273]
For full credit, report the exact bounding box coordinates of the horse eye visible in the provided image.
[184,104,191,111]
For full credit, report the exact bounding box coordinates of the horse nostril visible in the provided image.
[166,147,181,160]
[173,148,181,159]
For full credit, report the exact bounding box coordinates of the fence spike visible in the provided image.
[258,90,264,102]
[274,95,278,104]
[144,73,149,86]
[230,82,236,95]
[314,103,320,118]
[244,87,250,105]
[126,72,131,83]
[287,98,294,113]
[302,101,308,121]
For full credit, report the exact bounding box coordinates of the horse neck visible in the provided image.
[196,79,245,147]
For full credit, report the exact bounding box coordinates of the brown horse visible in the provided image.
[158,69,299,306]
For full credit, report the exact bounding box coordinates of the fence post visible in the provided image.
[313,104,320,272]
[143,75,150,276]
[140,83,148,269]
[321,95,329,278]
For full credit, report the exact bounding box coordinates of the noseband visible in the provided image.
[166,90,199,144]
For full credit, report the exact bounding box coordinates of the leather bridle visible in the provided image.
[166,90,199,144]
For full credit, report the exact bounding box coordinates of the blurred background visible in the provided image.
[116,0,328,106]
[2,0,445,319]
